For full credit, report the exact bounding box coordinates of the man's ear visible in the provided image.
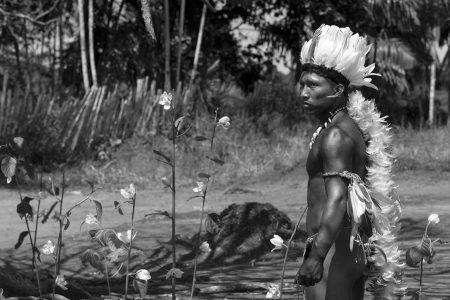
[334,84,345,97]
[326,84,345,99]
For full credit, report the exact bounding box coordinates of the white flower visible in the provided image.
[159,91,172,110]
[165,268,184,279]
[117,229,137,244]
[85,213,99,225]
[266,283,280,298]
[199,241,211,253]
[428,213,440,224]
[55,274,68,290]
[135,269,151,281]
[214,0,226,11]
[41,240,55,255]
[120,183,136,200]
[217,116,231,129]
[193,182,205,194]
[270,234,284,252]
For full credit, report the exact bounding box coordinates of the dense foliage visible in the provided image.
[0,0,449,165]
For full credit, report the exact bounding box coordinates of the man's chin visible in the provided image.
[303,107,316,116]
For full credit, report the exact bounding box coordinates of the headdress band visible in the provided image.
[302,63,350,87]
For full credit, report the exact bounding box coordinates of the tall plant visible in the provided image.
[189,110,230,299]
[1,137,42,298]
[152,91,186,299]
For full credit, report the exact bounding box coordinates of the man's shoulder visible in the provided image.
[322,116,364,147]
[320,124,354,150]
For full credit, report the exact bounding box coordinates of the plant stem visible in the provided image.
[171,105,177,300]
[56,173,66,275]
[34,174,44,298]
[53,172,66,297]
[124,194,137,300]
[190,109,218,299]
[280,206,307,300]
[15,175,42,297]
[419,259,423,287]
[65,188,100,217]
[105,260,111,296]
[33,197,43,298]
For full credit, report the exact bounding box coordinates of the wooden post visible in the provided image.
[176,0,186,86]
[0,70,8,135]
[164,0,171,91]
[88,0,98,86]
[78,0,91,92]
[429,62,436,127]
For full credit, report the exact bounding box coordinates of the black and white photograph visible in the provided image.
[0,0,449,299]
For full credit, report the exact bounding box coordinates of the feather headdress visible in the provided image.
[300,24,379,89]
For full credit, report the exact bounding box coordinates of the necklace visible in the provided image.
[309,106,347,149]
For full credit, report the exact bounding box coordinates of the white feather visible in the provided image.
[300,25,378,89]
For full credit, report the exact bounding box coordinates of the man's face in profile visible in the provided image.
[299,71,337,117]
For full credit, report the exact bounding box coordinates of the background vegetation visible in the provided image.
[0,0,449,187]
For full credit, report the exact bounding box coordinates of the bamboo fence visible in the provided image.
[0,77,176,155]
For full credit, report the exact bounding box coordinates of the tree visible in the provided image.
[78,0,90,91]
[164,0,171,91]
[88,0,98,86]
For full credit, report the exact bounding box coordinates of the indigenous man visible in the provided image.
[294,25,402,300]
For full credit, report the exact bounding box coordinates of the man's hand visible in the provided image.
[295,256,324,286]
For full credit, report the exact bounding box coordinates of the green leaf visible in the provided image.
[153,150,172,164]
[33,246,41,262]
[19,163,35,180]
[195,136,209,141]
[187,195,203,201]
[107,246,128,263]
[17,197,34,220]
[42,201,58,224]
[161,177,172,188]
[92,200,103,223]
[208,156,225,166]
[198,173,210,179]
[14,231,29,249]
[174,116,185,130]
[47,185,60,196]
[1,156,17,179]
[81,249,105,270]
[144,210,171,220]
[165,268,184,280]
[113,201,124,215]
[88,229,98,238]
[92,229,124,250]
[64,218,71,230]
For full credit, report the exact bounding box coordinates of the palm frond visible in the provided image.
[373,38,416,70]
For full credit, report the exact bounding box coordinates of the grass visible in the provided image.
[27,120,450,190]
[393,126,450,172]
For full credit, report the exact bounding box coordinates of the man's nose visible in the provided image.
[300,87,309,99]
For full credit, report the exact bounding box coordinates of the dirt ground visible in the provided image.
[0,168,449,299]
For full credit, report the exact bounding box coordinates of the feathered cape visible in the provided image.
[347,91,403,298]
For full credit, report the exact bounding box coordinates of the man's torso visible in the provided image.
[305,114,367,242]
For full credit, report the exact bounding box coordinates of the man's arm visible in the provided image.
[296,126,354,286]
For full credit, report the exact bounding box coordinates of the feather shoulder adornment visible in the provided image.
[347,91,403,297]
